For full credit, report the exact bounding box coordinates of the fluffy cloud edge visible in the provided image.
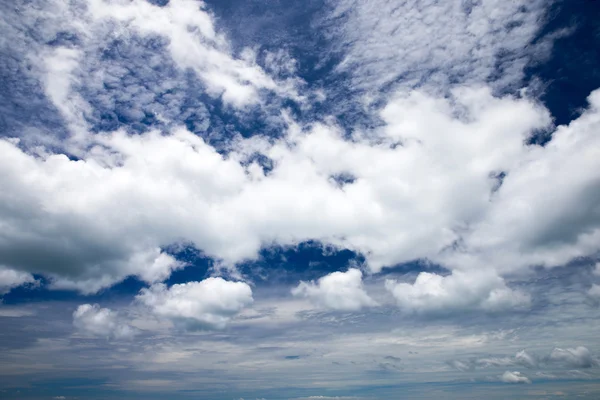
[291,268,378,311]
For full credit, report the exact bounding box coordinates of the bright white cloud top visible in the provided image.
[2,87,600,298]
[292,268,377,311]
[136,278,253,329]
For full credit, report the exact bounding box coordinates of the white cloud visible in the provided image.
[549,347,597,368]
[323,0,552,94]
[0,266,37,295]
[2,87,600,294]
[291,269,377,311]
[73,304,136,339]
[136,278,253,330]
[385,269,530,314]
[501,370,531,384]
[80,0,295,108]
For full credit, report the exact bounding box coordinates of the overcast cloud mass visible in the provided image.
[1,0,600,399]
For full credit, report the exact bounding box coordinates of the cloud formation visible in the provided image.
[1,87,600,298]
[73,304,136,339]
[501,370,531,384]
[0,266,37,295]
[549,347,598,369]
[323,0,552,94]
[292,268,377,311]
[136,278,253,329]
[385,269,530,314]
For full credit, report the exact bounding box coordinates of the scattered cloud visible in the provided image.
[549,347,598,369]
[501,370,531,384]
[385,269,529,314]
[0,266,37,295]
[73,304,136,339]
[1,0,600,397]
[322,0,553,95]
[292,269,377,311]
[2,87,600,293]
[136,277,253,330]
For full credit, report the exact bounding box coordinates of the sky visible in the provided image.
[0,0,600,399]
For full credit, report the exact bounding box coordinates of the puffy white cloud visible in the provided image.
[291,269,377,311]
[549,347,597,368]
[0,266,37,295]
[136,278,253,330]
[385,269,529,314]
[501,370,531,384]
[441,90,600,275]
[73,304,136,339]
[2,87,600,294]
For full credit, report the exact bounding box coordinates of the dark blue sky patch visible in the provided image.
[375,259,449,279]
[147,0,170,6]
[237,240,365,286]
[524,0,600,131]
[163,245,213,285]
[1,275,147,305]
[329,172,356,188]
[46,31,81,48]
[241,152,275,175]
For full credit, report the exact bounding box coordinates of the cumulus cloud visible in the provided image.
[73,304,136,339]
[385,269,530,314]
[501,370,531,384]
[292,269,377,311]
[549,347,597,368]
[136,278,253,330]
[2,87,600,294]
[0,266,37,295]
[1,0,600,299]
[441,90,600,275]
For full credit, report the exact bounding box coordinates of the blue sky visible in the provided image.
[1,0,600,399]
